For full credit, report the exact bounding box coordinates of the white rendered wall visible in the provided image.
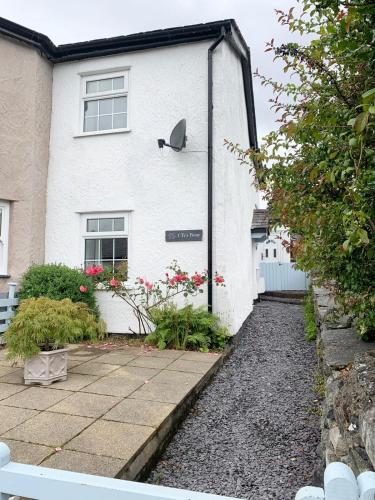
[211,42,259,334]
[45,40,259,334]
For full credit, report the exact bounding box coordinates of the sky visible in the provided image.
[0,0,302,141]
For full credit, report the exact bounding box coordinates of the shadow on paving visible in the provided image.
[146,301,321,500]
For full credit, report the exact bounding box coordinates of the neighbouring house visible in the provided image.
[259,227,292,263]
[0,21,53,290]
[0,17,262,335]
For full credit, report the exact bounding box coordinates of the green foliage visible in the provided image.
[146,304,229,351]
[229,0,375,337]
[5,297,106,360]
[304,291,317,341]
[19,264,99,318]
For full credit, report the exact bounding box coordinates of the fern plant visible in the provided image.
[146,304,229,352]
[5,297,106,361]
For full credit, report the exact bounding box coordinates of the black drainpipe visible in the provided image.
[207,28,226,313]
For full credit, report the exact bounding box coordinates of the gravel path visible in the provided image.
[147,301,321,500]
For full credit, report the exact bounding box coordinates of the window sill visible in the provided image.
[74,128,131,138]
[95,282,134,291]
[0,275,10,279]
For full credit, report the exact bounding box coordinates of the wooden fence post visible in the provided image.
[324,462,359,500]
[5,283,17,328]
[0,443,11,500]
[357,470,375,500]
[295,485,325,499]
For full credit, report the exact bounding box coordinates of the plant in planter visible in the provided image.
[5,297,106,385]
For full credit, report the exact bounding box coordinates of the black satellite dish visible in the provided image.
[158,119,187,151]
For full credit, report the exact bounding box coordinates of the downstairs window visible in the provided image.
[82,213,128,273]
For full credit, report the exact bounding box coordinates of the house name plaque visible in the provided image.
[165,230,203,242]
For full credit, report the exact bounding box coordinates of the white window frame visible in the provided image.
[81,212,129,271]
[0,201,10,275]
[78,70,130,137]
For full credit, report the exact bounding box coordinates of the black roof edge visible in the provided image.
[0,16,258,147]
[0,17,240,62]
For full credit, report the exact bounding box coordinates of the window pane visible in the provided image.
[87,219,98,232]
[84,100,98,117]
[115,238,127,259]
[99,98,112,115]
[84,117,98,132]
[113,77,124,90]
[101,238,113,260]
[86,80,99,94]
[85,239,99,261]
[98,78,112,92]
[113,96,127,113]
[114,217,124,231]
[99,218,113,232]
[98,115,112,131]
[113,113,127,129]
[0,210,2,237]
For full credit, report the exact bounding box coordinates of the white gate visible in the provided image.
[260,263,309,291]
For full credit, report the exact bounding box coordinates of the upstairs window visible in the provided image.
[82,72,129,134]
[82,213,128,272]
[0,201,10,275]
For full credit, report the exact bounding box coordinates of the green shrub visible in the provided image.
[5,297,106,360]
[19,264,98,317]
[146,304,229,351]
[304,291,317,342]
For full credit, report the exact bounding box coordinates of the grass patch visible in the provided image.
[304,290,317,341]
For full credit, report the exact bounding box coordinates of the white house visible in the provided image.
[0,18,262,335]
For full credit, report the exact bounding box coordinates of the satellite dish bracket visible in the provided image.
[158,119,187,152]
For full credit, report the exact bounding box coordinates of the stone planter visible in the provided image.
[24,348,68,386]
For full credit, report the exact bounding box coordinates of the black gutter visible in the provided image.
[207,28,227,313]
[0,17,234,62]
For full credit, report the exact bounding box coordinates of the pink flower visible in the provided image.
[145,281,153,290]
[215,276,225,284]
[79,285,88,293]
[138,277,145,284]
[169,277,177,286]
[192,273,205,287]
[109,278,120,288]
[85,265,104,276]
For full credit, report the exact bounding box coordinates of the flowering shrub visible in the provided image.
[84,261,225,335]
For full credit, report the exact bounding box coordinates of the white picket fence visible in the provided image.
[260,262,309,291]
[296,462,375,499]
[0,443,238,500]
[0,441,374,500]
[0,283,18,336]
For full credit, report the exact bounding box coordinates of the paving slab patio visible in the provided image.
[0,344,222,479]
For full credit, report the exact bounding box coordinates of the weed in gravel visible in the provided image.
[314,371,325,398]
[304,291,317,341]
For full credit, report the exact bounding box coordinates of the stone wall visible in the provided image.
[313,286,375,475]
